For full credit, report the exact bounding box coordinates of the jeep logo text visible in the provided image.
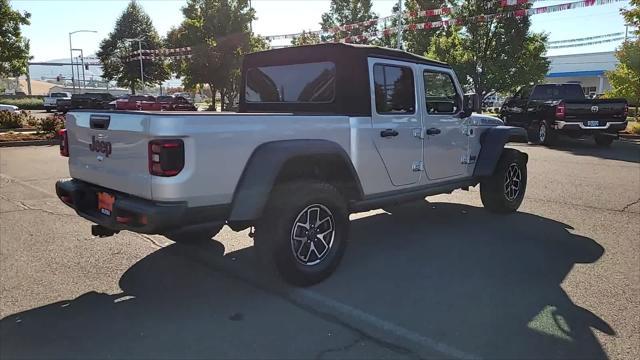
[89,136,112,157]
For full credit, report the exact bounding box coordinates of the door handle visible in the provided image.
[426,128,441,135]
[380,129,399,138]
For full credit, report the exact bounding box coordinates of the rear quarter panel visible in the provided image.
[147,113,354,206]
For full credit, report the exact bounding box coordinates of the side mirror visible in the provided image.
[462,93,479,117]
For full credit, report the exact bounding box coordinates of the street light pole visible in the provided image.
[69,30,97,93]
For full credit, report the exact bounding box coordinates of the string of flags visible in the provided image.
[548,32,625,44]
[123,0,629,61]
[340,0,626,43]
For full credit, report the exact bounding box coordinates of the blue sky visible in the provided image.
[10,0,634,62]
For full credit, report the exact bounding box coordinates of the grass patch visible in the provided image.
[0,97,44,110]
[627,122,640,135]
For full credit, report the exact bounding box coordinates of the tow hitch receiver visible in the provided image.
[91,225,119,238]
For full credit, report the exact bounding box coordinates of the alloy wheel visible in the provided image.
[290,204,335,266]
[504,163,522,201]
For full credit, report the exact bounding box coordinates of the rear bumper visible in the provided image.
[555,120,627,132]
[55,178,228,235]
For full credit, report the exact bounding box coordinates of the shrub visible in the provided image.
[0,98,44,110]
[0,111,23,128]
[629,122,640,135]
[36,114,65,133]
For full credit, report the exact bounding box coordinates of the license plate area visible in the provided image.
[97,191,115,216]
[587,120,600,127]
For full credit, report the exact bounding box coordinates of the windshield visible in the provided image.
[530,85,585,101]
[50,93,68,97]
[246,61,336,103]
[157,96,173,102]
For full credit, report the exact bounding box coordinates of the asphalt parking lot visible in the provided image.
[1,139,639,359]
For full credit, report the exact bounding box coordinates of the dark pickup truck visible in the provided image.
[500,83,628,146]
[57,93,116,113]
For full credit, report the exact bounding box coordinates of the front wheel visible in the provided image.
[255,181,349,286]
[480,149,527,213]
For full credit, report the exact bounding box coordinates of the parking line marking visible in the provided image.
[291,289,482,360]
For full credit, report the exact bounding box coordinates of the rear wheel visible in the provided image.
[594,134,614,147]
[480,149,527,213]
[255,181,349,286]
[530,120,554,145]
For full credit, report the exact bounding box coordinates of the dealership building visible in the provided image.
[544,51,618,97]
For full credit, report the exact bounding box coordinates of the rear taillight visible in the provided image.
[623,103,629,118]
[555,101,566,120]
[148,139,184,177]
[59,129,69,157]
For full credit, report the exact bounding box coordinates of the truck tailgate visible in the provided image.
[564,99,627,121]
[67,112,152,199]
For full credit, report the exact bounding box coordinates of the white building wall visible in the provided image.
[544,51,618,96]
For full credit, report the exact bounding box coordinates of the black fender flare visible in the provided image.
[473,126,528,177]
[228,139,364,226]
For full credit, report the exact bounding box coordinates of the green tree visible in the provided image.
[166,0,256,110]
[428,1,548,97]
[320,0,377,44]
[0,0,31,77]
[622,0,639,35]
[97,1,169,93]
[291,31,322,46]
[607,39,640,118]
[377,0,449,52]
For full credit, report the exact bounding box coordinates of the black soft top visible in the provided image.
[239,43,450,116]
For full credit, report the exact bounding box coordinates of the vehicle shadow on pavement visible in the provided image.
[0,202,614,359]
[545,137,640,163]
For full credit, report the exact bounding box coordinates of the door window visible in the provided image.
[423,71,461,114]
[373,64,415,114]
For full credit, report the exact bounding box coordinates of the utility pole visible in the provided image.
[69,30,97,93]
[68,34,75,92]
[397,0,403,49]
[125,38,144,93]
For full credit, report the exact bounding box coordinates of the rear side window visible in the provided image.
[423,71,461,114]
[246,61,336,103]
[373,64,415,114]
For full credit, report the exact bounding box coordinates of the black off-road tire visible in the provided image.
[255,181,349,286]
[530,120,555,145]
[480,149,527,213]
[594,134,614,147]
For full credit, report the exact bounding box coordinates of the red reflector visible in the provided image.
[116,216,132,224]
[60,195,73,204]
[138,215,148,225]
[59,129,69,157]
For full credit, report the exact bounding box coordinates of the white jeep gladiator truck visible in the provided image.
[56,44,528,286]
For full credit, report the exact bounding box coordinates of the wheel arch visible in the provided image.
[473,126,528,177]
[228,140,364,230]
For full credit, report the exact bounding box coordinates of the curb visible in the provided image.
[0,128,37,133]
[620,133,640,140]
[0,139,59,147]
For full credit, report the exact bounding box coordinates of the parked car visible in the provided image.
[114,95,158,111]
[0,104,20,113]
[500,83,628,146]
[43,92,71,112]
[156,95,197,111]
[56,43,529,286]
